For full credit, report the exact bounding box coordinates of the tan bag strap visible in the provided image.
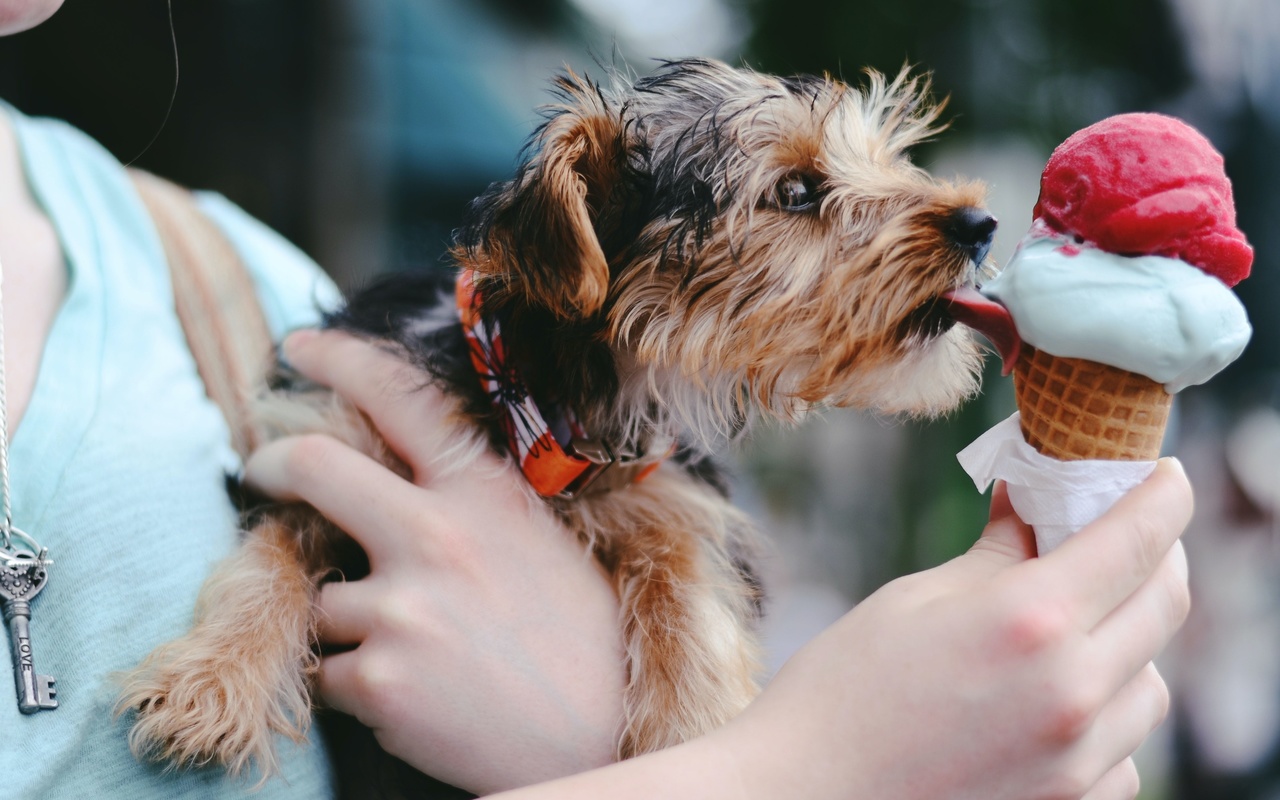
[130,169,272,460]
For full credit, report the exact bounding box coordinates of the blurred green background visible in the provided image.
[2,1,1278,797]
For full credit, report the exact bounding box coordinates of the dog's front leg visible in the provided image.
[117,508,327,779]
[594,481,764,758]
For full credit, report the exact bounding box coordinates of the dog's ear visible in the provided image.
[468,76,626,319]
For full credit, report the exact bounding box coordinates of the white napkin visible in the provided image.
[957,413,1157,553]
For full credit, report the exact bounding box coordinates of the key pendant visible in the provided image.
[0,544,56,713]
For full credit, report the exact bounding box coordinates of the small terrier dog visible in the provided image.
[119,58,995,780]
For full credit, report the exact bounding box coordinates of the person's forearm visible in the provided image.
[483,726,774,800]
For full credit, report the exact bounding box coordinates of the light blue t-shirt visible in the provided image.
[0,105,342,798]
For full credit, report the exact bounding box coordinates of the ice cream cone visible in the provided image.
[958,113,1251,553]
[1012,346,1172,462]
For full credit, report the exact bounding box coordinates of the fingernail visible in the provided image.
[1171,539,1189,583]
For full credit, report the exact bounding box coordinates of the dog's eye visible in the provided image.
[774,174,818,211]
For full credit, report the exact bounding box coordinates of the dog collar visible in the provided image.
[456,271,660,498]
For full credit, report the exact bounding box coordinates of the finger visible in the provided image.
[1038,458,1193,627]
[281,328,461,476]
[244,433,430,566]
[317,647,408,732]
[1088,541,1190,693]
[1079,757,1140,800]
[1080,664,1168,789]
[966,482,1038,571]
[315,579,376,647]
[990,479,1016,521]
[316,649,366,719]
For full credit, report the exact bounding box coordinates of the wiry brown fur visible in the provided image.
[117,58,993,786]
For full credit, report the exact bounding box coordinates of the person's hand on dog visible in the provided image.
[484,460,1190,800]
[244,328,626,794]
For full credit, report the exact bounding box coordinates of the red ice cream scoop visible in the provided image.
[1033,112,1253,286]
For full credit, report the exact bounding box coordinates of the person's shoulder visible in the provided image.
[11,105,116,157]
[4,103,145,211]
[194,192,343,337]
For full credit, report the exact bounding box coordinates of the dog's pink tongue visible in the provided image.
[942,287,1022,375]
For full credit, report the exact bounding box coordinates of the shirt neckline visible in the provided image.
[1,102,106,536]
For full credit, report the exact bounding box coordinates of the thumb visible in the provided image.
[967,481,1038,567]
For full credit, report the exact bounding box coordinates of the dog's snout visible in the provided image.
[946,207,997,264]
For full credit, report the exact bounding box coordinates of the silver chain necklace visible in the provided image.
[0,257,58,713]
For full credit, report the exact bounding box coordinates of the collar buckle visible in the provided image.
[559,438,640,499]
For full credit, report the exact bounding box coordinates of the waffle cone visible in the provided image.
[1013,346,1172,461]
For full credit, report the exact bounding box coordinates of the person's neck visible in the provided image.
[0,106,70,435]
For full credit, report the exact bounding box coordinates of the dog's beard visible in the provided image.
[605,321,981,457]
[834,325,985,416]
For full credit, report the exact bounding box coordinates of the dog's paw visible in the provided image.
[115,633,314,780]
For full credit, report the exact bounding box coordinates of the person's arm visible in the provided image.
[247,329,1191,800]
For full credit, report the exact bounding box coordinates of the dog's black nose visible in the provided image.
[946,207,998,265]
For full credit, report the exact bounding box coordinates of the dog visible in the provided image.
[117,57,995,782]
